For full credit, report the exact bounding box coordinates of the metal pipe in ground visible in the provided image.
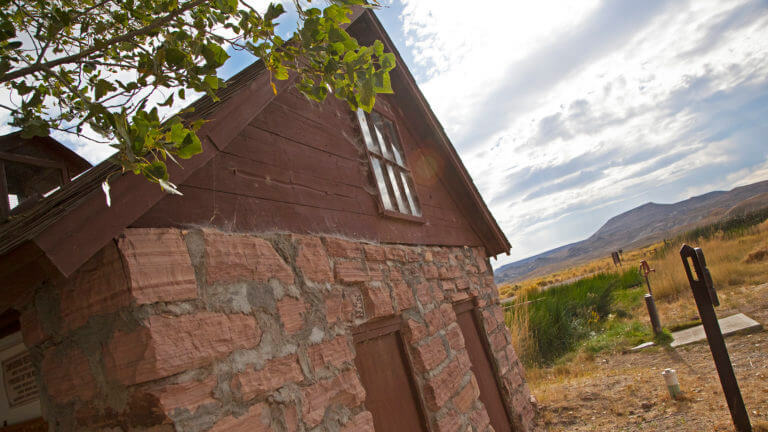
[639,261,662,335]
[645,294,662,336]
[662,368,682,399]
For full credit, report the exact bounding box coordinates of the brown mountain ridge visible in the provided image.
[494,179,768,283]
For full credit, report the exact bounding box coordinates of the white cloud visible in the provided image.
[396,0,768,266]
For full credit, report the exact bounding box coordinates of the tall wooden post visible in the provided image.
[680,245,751,432]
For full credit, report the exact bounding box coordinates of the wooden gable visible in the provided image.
[0,9,509,305]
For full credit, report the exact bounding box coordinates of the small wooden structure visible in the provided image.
[0,10,535,432]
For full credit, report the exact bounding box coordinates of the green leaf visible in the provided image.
[379,52,396,71]
[165,47,187,67]
[323,4,351,23]
[373,39,384,57]
[264,3,285,21]
[168,122,186,144]
[358,74,375,112]
[177,131,202,158]
[202,43,229,67]
[94,79,116,100]
[274,64,289,80]
[143,160,168,181]
[204,75,219,90]
[372,70,392,93]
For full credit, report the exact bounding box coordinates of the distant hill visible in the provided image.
[494,180,768,283]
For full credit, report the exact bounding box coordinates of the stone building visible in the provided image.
[0,9,535,432]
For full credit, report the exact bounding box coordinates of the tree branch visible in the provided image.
[0,0,209,83]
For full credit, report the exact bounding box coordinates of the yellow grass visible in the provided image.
[511,217,768,382]
[645,219,768,301]
[498,242,663,299]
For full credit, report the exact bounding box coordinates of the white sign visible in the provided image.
[2,351,38,408]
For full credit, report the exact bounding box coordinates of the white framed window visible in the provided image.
[356,109,422,219]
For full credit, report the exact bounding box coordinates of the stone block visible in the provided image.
[392,280,415,311]
[414,281,432,306]
[322,237,363,259]
[469,404,491,429]
[232,354,303,400]
[453,375,479,413]
[404,249,422,262]
[42,346,97,404]
[307,336,354,371]
[19,308,46,347]
[277,296,307,334]
[294,236,333,283]
[210,402,271,432]
[104,312,261,386]
[424,307,445,335]
[342,411,375,432]
[411,336,446,373]
[363,244,386,261]
[389,266,404,281]
[149,376,217,413]
[301,370,366,427]
[450,291,471,303]
[438,265,461,280]
[117,228,197,304]
[403,318,428,342]
[445,324,465,351]
[384,247,406,261]
[367,262,386,281]
[434,409,461,432]
[422,263,439,280]
[361,283,393,318]
[334,261,368,284]
[203,230,294,285]
[423,359,464,411]
[59,243,131,332]
[325,290,354,325]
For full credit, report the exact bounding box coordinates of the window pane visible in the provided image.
[400,172,421,216]
[356,109,378,153]
[383,121,404,166]
[373,123,392,161]
[386,164,408,213]
[371,157,394,211]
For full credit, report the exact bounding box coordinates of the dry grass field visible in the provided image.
[507,219,768,430]
[498,242,662,299]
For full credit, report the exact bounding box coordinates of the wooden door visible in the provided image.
[454,301,513,432]
[353,318,428,432]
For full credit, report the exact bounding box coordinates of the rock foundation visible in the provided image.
[20,228,535,431]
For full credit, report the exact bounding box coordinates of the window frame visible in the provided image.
[356,102,424,223]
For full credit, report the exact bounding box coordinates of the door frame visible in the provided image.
[352,315,433,432]
[453,298,516,430]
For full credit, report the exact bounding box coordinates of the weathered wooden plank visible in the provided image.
[250,102,362,160]
[134,185,481,248]
[181,152,372,215]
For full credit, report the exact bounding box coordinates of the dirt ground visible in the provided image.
[531,283,768,431]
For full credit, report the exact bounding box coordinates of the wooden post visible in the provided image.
[680,245,751,432]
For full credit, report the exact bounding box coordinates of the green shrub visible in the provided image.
[513,269,641,365]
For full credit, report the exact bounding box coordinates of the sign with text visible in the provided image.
[2,351,38,408]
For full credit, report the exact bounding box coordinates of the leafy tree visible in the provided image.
[0,0,395,191]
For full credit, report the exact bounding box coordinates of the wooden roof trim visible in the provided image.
[0,8,373,278]
[1,62,292,278]
[361,11,511,256]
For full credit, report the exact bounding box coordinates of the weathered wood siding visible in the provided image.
[134,87,483,248]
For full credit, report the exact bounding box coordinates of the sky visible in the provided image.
[4,0,767,268]
[373,0,768,267]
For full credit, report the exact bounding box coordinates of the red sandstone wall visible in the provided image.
[19,228,534,431]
